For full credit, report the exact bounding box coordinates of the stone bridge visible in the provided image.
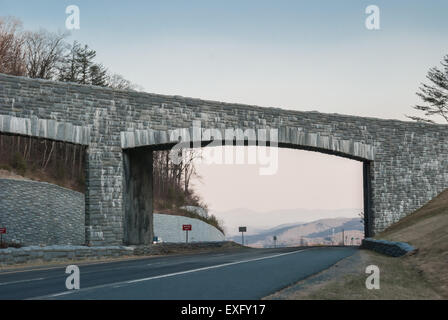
[1,73,447,246]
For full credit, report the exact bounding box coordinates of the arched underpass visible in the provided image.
[122,140,368,246]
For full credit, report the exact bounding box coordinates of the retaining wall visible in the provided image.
[0,178,224,246]
[154,213,225,243]
[0,245,133,266]
[0,178,85,245]
[0,242,236,266]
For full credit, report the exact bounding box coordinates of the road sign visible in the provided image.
[183,225,192,243]
[239,226,247,246]
[0,228,5,234]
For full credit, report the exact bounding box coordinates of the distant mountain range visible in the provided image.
[210,207,362,237]
[228,217,364,248]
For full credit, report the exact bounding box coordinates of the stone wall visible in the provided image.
[1,73,448,245]
[0,178,224,246]
[154,213,225,243]
[0,242,237,266]
[0,245,133,266]
[0,178,85,245]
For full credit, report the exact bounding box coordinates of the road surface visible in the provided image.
[0,246,357,300]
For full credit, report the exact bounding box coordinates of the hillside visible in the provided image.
[155,207,224,234]
[0,133,86,192]
[376,189,448,296]
[230,217,364,247]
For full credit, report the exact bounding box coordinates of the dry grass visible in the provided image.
[265,250,441,300]
[0,167,83,192]
[377,189,448,297]
[0,169,29,180]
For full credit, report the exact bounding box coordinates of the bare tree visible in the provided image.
[0,16,26,75]
[1,16,141,91]
[24,29,69,79]
[181,148,202,194]
[152,147,204,209]
[107,73,142,91]
[407,54,448,123]
[107,73,130,89]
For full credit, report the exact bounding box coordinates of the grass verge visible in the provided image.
[264,249,441,300]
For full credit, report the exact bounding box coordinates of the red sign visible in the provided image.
[0,228,6,234]
[182,224,192,231]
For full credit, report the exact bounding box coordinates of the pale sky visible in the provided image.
[192,146,363,213]
[2,1,447,122]
[2,1,447,225]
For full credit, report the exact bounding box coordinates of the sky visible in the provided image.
[192,146,363,212]
[2,0,447,120]
[1,1,447,228]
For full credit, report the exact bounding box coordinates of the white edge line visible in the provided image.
[127,249,306,284]
[0,277,45,286]
[49,291,74,297]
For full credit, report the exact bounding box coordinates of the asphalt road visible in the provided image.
[0,246,357,300]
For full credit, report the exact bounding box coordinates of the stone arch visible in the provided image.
[120,125,376,161]
[121,124,376,244]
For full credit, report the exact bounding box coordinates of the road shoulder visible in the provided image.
[263,249,443,300]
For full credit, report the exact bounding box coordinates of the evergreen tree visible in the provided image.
[89,63,108,86]
[408,54,448,123]
[58,41,110,87]
[58,41,81,83]
[74,43,96,85]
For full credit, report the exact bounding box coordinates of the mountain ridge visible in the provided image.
[211,207,362,236]
[228,217,364,247]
